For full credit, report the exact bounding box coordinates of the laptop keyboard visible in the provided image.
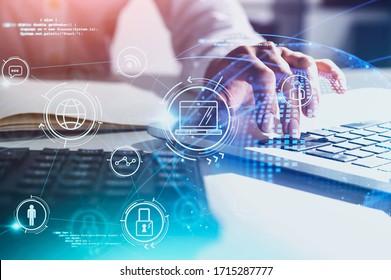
[259,120,391,172]
[0,147,216,234]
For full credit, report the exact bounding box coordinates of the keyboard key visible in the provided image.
[77,149,104,155]
[361,146,389,154]
[25,169,49,179]
[365,135,389,143]
[349,138,377,147]
[282,141,330,152]
[42,148,69,155]
[36,154,60,162]
[377,142,391,149]
[30,162,53,170]
[308,129,335,137]
[342,120,383,129]
[380,131,391,138]
[353,157,390,168]
[378,122,391,130]
[349,129,375,137]
[306,150,357,162]
[377,152,391,160]
[0,148,29,161]
[260,137,330,152]
[317,146,345,154]
[334,132,361,140]
[365,126,388,134]
[377,164,391,172]
[326,126,353,133]
[72,155,103,163]
[334,142,361,150]
[324,136,347,144]
[344,150,373,158]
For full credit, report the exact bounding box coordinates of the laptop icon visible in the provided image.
[174,101,223,136]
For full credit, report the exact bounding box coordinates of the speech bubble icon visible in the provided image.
[8,65,23,78]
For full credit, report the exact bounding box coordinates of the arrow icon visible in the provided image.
[38,123,55,142]
[144,244,149,250]
[207,152,225,165]
[187,76,193,83]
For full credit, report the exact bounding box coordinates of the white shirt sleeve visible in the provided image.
[154,0,264,79]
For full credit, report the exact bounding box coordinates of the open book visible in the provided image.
[0,79,166,136]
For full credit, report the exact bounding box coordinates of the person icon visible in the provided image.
[27,204,36,227]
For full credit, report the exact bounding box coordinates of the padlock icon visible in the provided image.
[136,208,153,237]
[289,81,305,100]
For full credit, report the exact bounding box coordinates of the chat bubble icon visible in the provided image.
[8,65,23,78]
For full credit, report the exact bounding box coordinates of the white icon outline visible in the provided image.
[15,196,50,234]
[1,56,30,85]
[174,100,223,136]
[289,81,305,100]
[108,146,141,177]
[280,74,313,107]
[162,77,239,161]
[120,199,169,248]
[41,83,103,147]
[136,208,154,237]
[167,86,231,153]
[116,47,147,78]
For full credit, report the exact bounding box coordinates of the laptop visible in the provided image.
[147,87,391,199]
[174,101,222,136]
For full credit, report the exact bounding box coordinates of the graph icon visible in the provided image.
[108,146,141,177]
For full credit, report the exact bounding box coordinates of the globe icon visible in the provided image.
[55,98,87,130]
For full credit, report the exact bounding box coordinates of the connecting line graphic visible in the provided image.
[30,74,53,88]
[50,217,119,226]
[39,148,58,197]
[367,55,391,64]
[146,72,171,90]
[124,159,174,204]
[156,158,181,200]
[131,176,140,199]
[30,60,113,70]
[290,0,379,39]
[0,135,46,153]
[0,228,12,237]
[119,157,161,210]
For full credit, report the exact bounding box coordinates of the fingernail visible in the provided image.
[288,119,300,138]
[261,112,275,132]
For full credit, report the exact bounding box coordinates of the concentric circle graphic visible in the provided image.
[162,77,238,161]
[107,146,142,177]
[120,199,169,248]
[41,83,103,147]
[279,74,313,108]
[14,196,50,234]
[116,47,148,78]
[1,56,30,85]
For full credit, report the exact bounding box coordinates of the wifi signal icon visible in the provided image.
[117,47,147,78]
[124,55,141,69]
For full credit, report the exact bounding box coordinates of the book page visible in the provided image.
[0,79,166,128]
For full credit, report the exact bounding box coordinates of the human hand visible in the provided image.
[205,42,347,138]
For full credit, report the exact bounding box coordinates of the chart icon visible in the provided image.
[108,146,141,177]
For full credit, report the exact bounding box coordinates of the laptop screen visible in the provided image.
[179,101,219,129]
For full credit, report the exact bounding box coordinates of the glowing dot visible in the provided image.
[12,223,21,230]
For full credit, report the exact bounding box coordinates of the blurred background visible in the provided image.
[112,0,391,75]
